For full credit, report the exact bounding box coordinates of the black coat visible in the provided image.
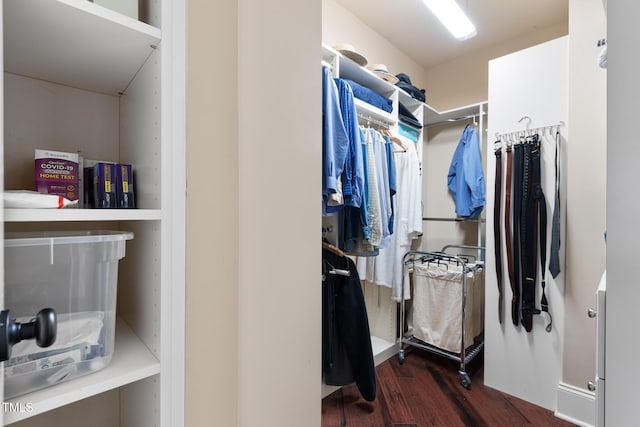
[322,247,376,401]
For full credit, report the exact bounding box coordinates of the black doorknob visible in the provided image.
[0,308,57,362]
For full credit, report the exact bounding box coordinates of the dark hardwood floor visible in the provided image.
[322,348,576,427]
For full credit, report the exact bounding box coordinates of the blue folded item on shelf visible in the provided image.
[338,78,393,113]
[398,123,420,143]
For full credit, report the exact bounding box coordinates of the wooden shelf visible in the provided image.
[4,0,161,95]
[5,317,160,424]
[4,209,162,222]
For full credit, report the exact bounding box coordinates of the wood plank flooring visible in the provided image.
[322,348,576,427]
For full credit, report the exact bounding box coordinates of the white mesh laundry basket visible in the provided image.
[411,262,484,353]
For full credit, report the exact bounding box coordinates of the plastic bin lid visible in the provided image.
[4,230,134,247]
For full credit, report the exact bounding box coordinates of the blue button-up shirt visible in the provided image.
[322,66,349,213]
[447,125,486,218]
[330,78,364,210]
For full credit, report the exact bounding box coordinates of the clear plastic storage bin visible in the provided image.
[3,230,133,398]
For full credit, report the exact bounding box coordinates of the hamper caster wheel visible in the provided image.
[460,372,471,389]
[398,349,405,365]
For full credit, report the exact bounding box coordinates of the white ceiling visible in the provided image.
[334,0,569,69]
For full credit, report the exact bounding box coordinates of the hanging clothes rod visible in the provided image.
[321,60,333,70]
[422,217,486,223]
[494,119,565,143]
[357,112,392,129]
[425,112,486,129]
[322,225,334,233]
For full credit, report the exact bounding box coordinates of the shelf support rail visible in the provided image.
[357,112,392,129]
[425,111,486,129]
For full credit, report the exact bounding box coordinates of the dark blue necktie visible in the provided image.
[549,132,561,278]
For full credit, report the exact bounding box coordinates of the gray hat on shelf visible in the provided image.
[366,64,399,84]
[333,43,368,66]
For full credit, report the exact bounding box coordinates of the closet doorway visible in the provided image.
[318,0,601,424]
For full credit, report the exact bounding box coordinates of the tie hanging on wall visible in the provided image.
[493,119,564,333]
[548,131,561,278]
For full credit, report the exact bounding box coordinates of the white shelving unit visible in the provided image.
[321,45,423,400]
[1,1,184,426]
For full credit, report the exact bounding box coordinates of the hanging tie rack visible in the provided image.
[494,118,565,147]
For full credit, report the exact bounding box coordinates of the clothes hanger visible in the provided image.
[322,239,345,258]
[325,260,351,277]
[381,129,407,152]
[321,240,351,276]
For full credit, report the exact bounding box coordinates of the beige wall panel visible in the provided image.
[237,0,322,426]
[186,1,239,426]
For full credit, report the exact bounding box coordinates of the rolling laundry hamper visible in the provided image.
[398,245,485,388]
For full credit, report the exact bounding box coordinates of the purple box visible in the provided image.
[83,159,113,209]
[35,149,79,201]
[93,162,117,209]
[115,164,135,208]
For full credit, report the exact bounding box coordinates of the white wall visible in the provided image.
[565,0,606,391]
[606,1,640,425]
[485,37,568,411]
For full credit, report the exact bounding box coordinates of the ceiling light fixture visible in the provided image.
[421,0,477,41]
